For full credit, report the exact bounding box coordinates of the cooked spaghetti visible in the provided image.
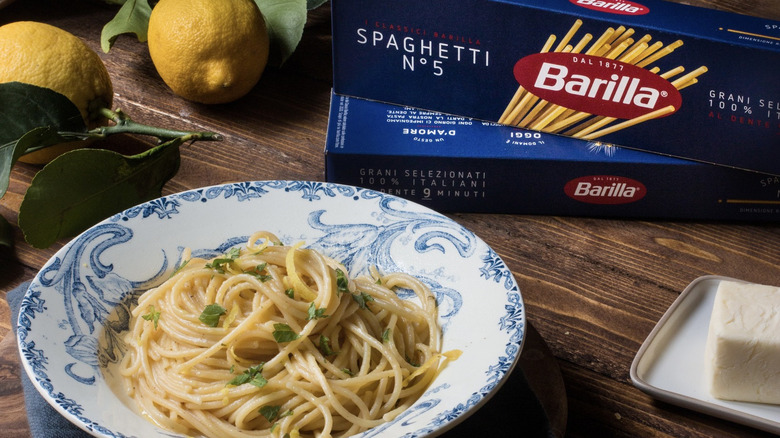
[119,231,458,438]
[500,20,707,139]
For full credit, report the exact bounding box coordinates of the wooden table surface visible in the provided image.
[1,0,779,437]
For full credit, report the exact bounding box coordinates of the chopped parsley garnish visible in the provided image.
[335,268,349,296]
[381,328,391,343]
[205,247,241,274]
[341,368,354,376]
[169,258,190,278]
[141,305,161,329]
[259,405,281,422]
[259,405,293,423]
[227,363,267,387]
[272,323,300,343]
[284,288,294,299]
[245,263,272,282]
[306,302,329,320]
[318,335,337,356]
[199,303,227,327]
[352,291,374,309]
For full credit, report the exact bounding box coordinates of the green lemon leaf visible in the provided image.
[306,0,328,10]
[0,82,87,198]
[13,126,76,157]
[18,138,182,248]
[101,0,152,53]
[255,0,307,66]
[2,127,73,201]
[0,83,84,143]
[0,214,13,250]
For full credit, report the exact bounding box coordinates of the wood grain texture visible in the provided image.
[0,0,778,437]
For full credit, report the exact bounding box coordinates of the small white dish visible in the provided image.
[17,180,525,437]
[630,275,780,435]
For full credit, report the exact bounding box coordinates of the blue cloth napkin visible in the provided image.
[9,281,89,437]
[9,281,556,437]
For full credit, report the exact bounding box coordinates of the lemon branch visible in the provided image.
[0,83,225,254]
[17,107,222,249]
[65,107,223,143]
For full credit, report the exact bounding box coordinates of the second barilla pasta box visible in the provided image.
[324,92,780,222]
[330,0,780,175]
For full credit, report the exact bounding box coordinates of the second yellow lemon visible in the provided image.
[147,0,270,105]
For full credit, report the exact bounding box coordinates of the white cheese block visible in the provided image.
[704,280,780,404]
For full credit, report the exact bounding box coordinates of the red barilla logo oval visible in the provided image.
[564,175,646,205]
[514,52,681,119]
[569,0,650,15]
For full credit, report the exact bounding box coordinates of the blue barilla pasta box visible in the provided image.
[324,91,780,221]
[330,0,780,175]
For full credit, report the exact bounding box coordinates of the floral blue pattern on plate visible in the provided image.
[17,180,525,438]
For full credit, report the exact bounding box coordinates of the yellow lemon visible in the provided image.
[0,21,113,164]
[147,0,270,104]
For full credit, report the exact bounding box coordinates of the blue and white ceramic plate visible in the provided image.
[17,180,525,438]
